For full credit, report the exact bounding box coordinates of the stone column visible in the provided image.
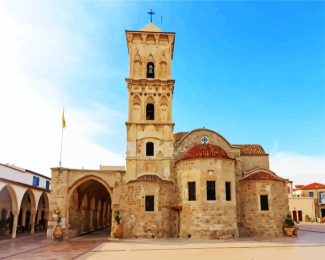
[99,208,105,228]
[103,209,107,227]
[98,209,102,228]
[47,168,69,240]
[108,206,112,228]
[45,210,49,229]
[37,210,42,221]
[11,212,19,238]
[89,210,94,231]
[21,209,27,227]
[30,211,36,234]
[110,208,119,238]
[84,209,90,232]
[81,209,87,232]
[94,210,99,230]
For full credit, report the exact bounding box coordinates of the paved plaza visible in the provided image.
[0,224,324,260]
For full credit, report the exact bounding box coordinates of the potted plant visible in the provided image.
[283,214,295,236]
[113,210,123,238]
[53,209,63,240]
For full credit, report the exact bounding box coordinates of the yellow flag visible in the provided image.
[62,109,66,129]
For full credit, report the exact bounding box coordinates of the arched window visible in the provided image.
[146,142,154,156]
[146,103,154,120]
[147,62,155,78]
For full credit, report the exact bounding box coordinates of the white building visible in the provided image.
[0,163,50,239]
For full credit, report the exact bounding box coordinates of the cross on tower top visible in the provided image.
[147,9,155,23]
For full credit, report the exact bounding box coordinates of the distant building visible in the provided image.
[0,163,50,239]
[289,197,315,222]
[289,182,325,222]
[292,185,304,197]
[287,181,294,197]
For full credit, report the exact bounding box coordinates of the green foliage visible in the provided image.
[115,210,121,224]
[284,214,295,227]
[55,208,62,225]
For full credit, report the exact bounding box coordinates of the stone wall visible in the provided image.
[117,176,177,238]
[238,179,289,236]
[176,158,238,239]
[240,156,269,172]
[48,168,119,239]
[125,82,175,183]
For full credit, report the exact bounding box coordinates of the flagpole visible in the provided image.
[59,108,66,167]
[59,125,64,167]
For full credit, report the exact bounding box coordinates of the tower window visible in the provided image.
[225,182,231,201]
[260,195,269,211]
[207,181,216,200]
[146,142,154,156]
[188,182,196,201]
[145,195,154,211]
[147,62,154,78]
[146,103,154,120]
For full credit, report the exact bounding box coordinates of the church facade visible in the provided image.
[47,23,289,240]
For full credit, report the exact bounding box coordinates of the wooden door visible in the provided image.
[292,210,297,222]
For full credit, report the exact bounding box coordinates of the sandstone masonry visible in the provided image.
[47,22,290,240]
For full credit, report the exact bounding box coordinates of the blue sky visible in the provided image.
[0,1,324,184]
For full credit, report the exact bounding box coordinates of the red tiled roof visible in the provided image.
[239,144,268,156]
[295,185,304,189]
[298,183,325,190]
[180,144,230,161]
[241,170,285,182]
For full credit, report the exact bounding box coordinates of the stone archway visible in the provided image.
[18,189,36,235]
[34,193,49,232]
[0,186,14,238]
[67,178,112,238]
[0,185,19,238]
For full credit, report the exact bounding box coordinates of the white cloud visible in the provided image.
[270,152,325,185]
[0,1,124,177]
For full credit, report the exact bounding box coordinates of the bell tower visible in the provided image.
[125,23,176,182]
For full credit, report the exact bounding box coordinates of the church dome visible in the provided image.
[180,144,230,161]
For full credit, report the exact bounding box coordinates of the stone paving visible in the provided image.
[0,224,324,260]
[0,230,107,259]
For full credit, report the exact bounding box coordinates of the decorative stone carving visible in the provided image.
[128,174,173,184]
[132,95,141,121]
[148,54,154,63]
[133,52,142,77]
[159,53,167,78]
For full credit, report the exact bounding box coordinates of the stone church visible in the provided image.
[47,23,290,240]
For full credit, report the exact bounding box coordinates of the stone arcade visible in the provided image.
[47,23,290,240]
